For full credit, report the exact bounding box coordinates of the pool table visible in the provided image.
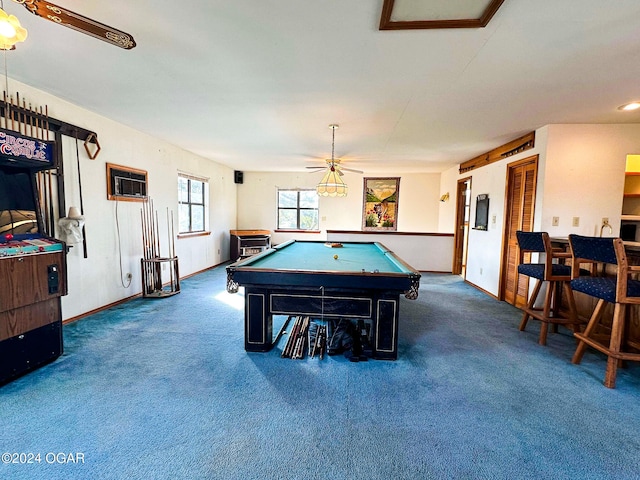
[226,240,421,360]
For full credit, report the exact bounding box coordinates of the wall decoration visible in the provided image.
[362,177,400,231]
[474,194,489,231]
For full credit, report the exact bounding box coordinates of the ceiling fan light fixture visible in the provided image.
[316,168,348,197]
[0,8,27,50]
[316,123,348,197]
[618,102,640,111]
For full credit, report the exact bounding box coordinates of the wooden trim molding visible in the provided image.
[326,230,453,237]
[459,131,535,174]
[380,0,506,30]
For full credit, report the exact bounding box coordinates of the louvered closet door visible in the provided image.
[502,156,537,306]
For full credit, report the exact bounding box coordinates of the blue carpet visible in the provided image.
[1,269,639,480]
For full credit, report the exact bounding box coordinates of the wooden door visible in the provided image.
[452,177,471,275]
[502,156,538,306]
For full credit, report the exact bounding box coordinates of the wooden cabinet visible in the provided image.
[0,247,67,385]
[622,174,640,241]
[230,230,270,261]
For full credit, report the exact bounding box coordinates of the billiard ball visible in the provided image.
[333,254,338,260]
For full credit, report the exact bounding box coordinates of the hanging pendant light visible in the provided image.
[0,4,27,51]
[316,124,348,197]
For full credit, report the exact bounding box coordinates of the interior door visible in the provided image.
[502,156,538,306]
[452,177,471,276]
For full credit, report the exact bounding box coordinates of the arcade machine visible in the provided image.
[0,127,68,385]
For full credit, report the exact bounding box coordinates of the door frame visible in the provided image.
[499,155,538,303]
[452,176,471,276]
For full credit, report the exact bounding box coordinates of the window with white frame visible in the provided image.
[277,189,319,230]
[178,173,209,234]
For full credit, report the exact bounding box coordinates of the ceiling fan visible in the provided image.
[11,0,136,49]
[306,124,363,175]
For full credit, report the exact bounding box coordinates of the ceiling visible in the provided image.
[3,0,640,174]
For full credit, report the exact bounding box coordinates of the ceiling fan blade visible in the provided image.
[338,166,364,174]
[15,0,136,49]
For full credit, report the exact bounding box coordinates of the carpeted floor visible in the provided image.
[1,268,639,480]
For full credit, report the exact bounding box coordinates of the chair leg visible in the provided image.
[520,279,542,332]
[604,304,626,389]
[538,281,555,345]
[562,282,580,334]
[572,299,606,365]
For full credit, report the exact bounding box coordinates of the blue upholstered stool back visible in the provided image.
[516,230,572,280]
[568,234,617,265]
[516,231,545,253]
[569,235,640,303]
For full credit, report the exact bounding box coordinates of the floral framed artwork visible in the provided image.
[362,177,400,231]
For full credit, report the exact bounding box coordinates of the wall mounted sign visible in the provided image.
[0,127,56,170]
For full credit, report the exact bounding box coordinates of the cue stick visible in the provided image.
[18,94,25,136]
[167,207,173,289]
[141,203,149,291]
[74,130,88,258]
[15,92,20,134]
[154,201,162,290]
[47,168,54,236]
[155,208,160,257]
[38,106,43,140]
[149,198,155,258]
[17,93,22,135]
[281,316,299,358]
[28,103,32,138]
[273,315,293,352]
[171,210,175,257]
[46,106,55,237]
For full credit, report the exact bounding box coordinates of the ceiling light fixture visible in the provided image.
[618,102,640,111]
[316,124,348,197]
[0,4,27,51]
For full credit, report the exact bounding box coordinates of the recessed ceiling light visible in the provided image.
[618,102,640,111]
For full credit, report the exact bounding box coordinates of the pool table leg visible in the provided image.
[244,289,273,352]
[373,297,399,360]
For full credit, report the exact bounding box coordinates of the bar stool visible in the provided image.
[515,231,581,345]
[568,234,640,388]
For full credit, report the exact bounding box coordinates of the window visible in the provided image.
[178,173,209,234]
[277,189,319,230]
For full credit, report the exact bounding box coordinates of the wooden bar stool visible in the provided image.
[515,231,581,345]
[568,234,640,388]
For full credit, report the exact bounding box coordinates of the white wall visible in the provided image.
[439,123,640,297]
[539,124,639,236]
[237,171,442,245]
[8,80,236,320]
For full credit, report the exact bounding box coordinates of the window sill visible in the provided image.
[177,231,211,239]
[275,230,321,234]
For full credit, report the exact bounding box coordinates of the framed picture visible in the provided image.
[362,177,400,231]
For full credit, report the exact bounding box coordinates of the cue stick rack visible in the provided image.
[140,197,180,298]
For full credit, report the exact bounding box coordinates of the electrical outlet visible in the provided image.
[572,216,580,227]
[552,216,559,226]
